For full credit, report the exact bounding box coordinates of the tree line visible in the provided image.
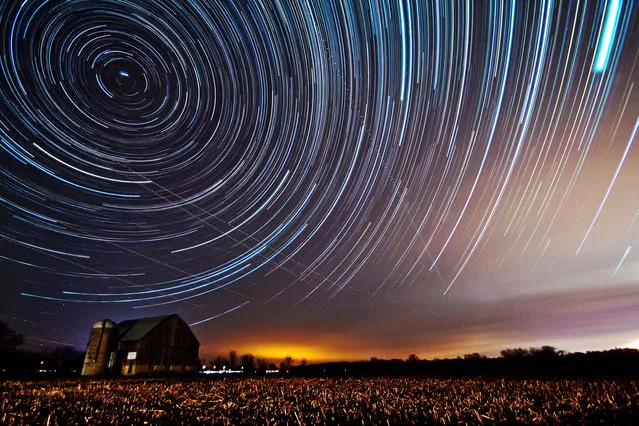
[2,320,638,378]
[294,346,639,378]
[202,350,307,373]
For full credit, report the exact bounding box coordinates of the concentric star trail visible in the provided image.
[1,1,638,355]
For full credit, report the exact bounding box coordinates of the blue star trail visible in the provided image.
[1,0,638,356]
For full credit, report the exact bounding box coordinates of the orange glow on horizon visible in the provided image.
[199,332,639,363]
[199,334,500,362]
[235,342,336,362]
[200,335,370,362]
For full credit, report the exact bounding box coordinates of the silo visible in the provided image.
[81,319,117,376]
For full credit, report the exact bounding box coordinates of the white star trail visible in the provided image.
[0,0,638,337]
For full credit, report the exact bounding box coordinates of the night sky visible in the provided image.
[1,0,638,361]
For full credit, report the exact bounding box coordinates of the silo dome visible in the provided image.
[92,319,116,328]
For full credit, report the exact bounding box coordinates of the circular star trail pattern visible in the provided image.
[1,1,638,326]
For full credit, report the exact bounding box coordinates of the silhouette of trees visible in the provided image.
[256,358,268,373]
[407,354,420,363]
[280,356,294,371]
[49,346,83,360]
[464,353,487,360]
[203,344,618,380]
[0,321,23,353]
[529,345,563,357]
[500,348,529,358]
[229,350,238,370]
[500,346,564,359]
[241,353,256,371]
[207,351,302,374]
[207,350,303,374]
[211,355,229,369]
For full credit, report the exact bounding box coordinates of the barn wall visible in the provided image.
[118,316,200,376]
[119,341,140,376]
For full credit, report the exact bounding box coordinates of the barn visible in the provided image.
[82,314,200,376]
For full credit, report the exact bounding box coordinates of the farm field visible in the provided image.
[1,377,638,425]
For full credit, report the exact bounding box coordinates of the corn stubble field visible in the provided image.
[1,377,638,425]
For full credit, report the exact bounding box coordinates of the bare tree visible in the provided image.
[280,356,294,371]
[229,350,238,370]
[0,321,23,353]
[256,358,268,373]
[240,353,256,371]
[500,348,529,358]
[464,353,487,360]
[529,346,563,357]
[212,355,229,369]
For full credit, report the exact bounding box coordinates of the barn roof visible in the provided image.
[117,314,174,342]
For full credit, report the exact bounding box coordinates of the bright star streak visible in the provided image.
[593,0,622,73]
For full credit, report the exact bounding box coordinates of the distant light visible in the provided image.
[201,369,243,375]
[622,338,639,349]
[594,0,622,72]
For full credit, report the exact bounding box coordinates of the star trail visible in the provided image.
[1,0,638,359]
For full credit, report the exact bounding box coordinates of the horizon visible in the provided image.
[8,331,639,364]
